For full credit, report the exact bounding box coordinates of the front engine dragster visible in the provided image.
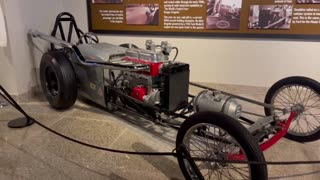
[29,12,320,180]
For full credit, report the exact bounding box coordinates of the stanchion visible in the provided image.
[7,117,34,128]
[0,85,35,128]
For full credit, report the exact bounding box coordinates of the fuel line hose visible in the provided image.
[1,85,320,166]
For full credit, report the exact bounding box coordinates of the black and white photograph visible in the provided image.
[297,0,320,3]
[248,5,293,29]
[92,0,123,4]
[126,4,159,25]
[206,0,242,30]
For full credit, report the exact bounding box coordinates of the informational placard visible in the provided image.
[87,0,320,39]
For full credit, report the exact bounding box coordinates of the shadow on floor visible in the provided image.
[74,98,177,143]
[132,142,183,180]
[0,137,130,180]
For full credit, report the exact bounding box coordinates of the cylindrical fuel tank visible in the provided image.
[194,90,242,119]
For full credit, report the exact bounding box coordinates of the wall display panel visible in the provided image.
[87,0,320,39]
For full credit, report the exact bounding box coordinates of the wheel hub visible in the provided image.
[45,68,59,96]
[292,104,305,116]
[205,151,227,169]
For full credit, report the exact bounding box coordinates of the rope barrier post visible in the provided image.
[0,85,34,128]
[7,116,34,128]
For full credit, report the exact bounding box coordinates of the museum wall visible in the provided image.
[0,0,64,95]
[1,0,320,95]
[63,0,320,88]
[0,0,17,94]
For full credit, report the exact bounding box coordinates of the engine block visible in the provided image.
[120,46,190,111]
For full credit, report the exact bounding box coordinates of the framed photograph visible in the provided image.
[126,4,160,25]
[206,0,242,30]
[92,0,123,4]
[296,0,320,4]
[87,0,320,40]
[248,5,293,30]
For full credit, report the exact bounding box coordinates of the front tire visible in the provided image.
[176,112,268,180]
[265,76,320,142]
[40,51,77,109]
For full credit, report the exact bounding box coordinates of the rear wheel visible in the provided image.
[265,76,320,142]
[40,51,77,109]
[176,112,268,180]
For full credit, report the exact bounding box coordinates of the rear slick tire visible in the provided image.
[40,51,77,110]
[176,112,268,180]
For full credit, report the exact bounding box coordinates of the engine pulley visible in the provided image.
[131,86,147,101]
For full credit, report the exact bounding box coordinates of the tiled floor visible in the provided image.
[0,83,319,180]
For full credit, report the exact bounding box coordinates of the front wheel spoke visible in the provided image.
[219,168,233,180]
[302,113,320,116]
[210,169,219,179]
[304,115,319,128]
[227,165,249,179]
[294,86,304,104]
[278,90,295,104]
[294,120,304,133]
[287,87,298,104]
[306,98,320,109]
[275,93,293,105]
[192,134,211,151]
[190,138,208,153]
[297,86,307,104]
[203,128,218,152]
[305,110,320,124]
[291,121,301,133]
[274,95,293,106]
[202,169,210,178]
[303,92,319,106]
[223,168,236,180]
[273,103,287,108]
[301,87,310,104]
[208,169,214,179]
[200,130,211,151]
[215,167,225,180]
[303,116,314,133]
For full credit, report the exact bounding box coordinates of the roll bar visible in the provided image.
[30,30,74,49]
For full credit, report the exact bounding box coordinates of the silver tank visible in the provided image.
[194,90,242,119]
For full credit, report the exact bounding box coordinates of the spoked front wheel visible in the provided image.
[265,76,320,142]
[176,112,268,180]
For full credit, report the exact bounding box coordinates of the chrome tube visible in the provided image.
[29,30,74,49]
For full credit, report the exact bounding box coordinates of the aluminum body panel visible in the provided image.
[77,43,127,62]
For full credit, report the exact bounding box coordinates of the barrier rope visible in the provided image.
[1,85,320,166]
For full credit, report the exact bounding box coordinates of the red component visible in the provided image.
[131,86,147,101]
[260,112,296,151]
[227,112,297,161]
[122,57,163,77]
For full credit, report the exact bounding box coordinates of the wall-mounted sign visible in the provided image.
[87,0,320,39]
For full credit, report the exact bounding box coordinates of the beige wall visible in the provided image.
[0,0,63,95]
[64,0,320,88]
[1,0,320,95]
[0,47,17,94]
[0,0,17,93]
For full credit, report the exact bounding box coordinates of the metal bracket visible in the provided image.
[248,116,275,134]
